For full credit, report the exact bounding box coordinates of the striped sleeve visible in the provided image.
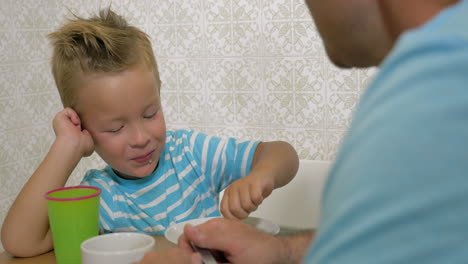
[187,130,260,193]
[80,169,115,233]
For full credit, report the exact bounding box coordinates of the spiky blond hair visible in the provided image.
[48,8,159,108]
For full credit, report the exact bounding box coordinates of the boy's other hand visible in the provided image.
[53,108,94,157]
[220,171,274,219]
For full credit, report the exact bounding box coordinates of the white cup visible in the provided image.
[81,232,155,264]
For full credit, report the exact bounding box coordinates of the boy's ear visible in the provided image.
[71,107,86,130]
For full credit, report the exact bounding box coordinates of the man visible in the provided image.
[140,0,468,263]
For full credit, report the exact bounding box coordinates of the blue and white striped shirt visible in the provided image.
[80,129,259,235]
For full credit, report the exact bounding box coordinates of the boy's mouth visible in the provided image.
[132,150,154,164]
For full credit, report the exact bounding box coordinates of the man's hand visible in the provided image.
[178,218,287,264]
[136,248,202,264]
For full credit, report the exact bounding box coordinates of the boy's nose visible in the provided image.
[129,124,150,148]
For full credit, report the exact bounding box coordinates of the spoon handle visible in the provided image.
[191,242,217,264]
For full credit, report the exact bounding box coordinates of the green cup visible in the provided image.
[45,186,101,264]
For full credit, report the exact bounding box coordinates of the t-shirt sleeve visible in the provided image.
[186,130,260,193]
[305,16,468,263]
[80,169,115,234]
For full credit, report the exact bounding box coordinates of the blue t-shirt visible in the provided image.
[80,129,259,235]
[305,1,468,263]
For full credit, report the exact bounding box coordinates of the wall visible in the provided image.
[0,0,376,251]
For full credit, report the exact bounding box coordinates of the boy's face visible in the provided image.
[76,63,166,179]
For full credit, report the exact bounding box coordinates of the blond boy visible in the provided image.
[1,9,299,257]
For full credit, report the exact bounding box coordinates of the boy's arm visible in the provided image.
[0,139,81,257]
[251,141,299,189]
[221,141,299,219]
[1,108,93,257]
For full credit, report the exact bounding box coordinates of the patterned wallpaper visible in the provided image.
[0,0,376,251]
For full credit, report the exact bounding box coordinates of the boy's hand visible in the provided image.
[52,108,94,157]
[220,172,274,219]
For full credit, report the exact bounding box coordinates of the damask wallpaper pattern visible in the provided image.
[0,0,376,250]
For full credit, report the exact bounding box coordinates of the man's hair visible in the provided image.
[48,8,159,108]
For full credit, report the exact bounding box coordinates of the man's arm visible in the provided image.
[179,218,314,264]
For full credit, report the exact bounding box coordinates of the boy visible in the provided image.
[0,8,299,257]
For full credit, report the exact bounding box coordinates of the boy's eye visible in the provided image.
[144,112,157,119]
[108,126,123,133]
